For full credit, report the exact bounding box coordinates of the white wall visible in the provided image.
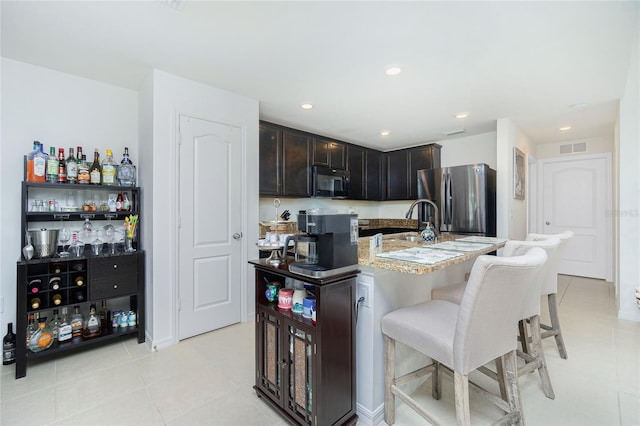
[496,118,533,240]
[439,131,497,169]
[536,136,614,159]
[140,70,259,349]
[0,58,139,329]
[617,15,640,322]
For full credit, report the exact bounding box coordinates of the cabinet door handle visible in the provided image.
[113,265,117,269]
[113,284,118,289]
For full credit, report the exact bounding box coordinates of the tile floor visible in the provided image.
[1,275,638,425]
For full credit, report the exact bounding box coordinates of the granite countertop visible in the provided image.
[358,232,505,274]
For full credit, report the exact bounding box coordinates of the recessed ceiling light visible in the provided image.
[559,126,572,131]
[385,66,402,76]
[380,130,391,136]
[300,103,313,110]
[455,112,469,119]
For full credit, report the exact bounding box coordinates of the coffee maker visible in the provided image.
[288,210,359,278]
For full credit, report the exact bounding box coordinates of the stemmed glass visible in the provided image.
[59,227,71,257]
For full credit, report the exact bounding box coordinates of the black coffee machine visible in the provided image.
[288,211,359,278]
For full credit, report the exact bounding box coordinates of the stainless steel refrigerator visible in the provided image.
[417,164,496,237]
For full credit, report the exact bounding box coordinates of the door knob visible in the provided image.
[545,221,551,225]
[233,232,242,240]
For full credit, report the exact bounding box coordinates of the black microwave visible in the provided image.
[312,165,350,198]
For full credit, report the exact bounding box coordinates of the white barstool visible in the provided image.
[382,248,548,425]
[525,231,573,359]
[431,239,561,400]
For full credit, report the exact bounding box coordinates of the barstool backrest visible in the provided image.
[503,238,561,319]
[525,230,574,295]
[454,248,548,374]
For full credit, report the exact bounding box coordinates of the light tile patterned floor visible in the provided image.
[1,275,638,425]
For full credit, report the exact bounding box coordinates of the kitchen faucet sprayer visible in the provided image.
[405,199,440,236]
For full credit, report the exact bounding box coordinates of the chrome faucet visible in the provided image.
[405,199,440,236]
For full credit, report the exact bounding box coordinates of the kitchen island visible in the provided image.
[354,232,505,425]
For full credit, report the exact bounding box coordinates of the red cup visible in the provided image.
[278,288,294,310]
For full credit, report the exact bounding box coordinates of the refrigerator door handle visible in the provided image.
[446,172,453,232]
[440,171,447,231]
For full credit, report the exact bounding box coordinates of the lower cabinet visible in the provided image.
[15,251,145,379]
[252,261,358,426]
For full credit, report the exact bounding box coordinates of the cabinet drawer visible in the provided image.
[89,256,138,299]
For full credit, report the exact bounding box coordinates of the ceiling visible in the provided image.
[2,1,637,151]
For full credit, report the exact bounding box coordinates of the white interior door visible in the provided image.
[540,154,610,279]
[178,114,242,340]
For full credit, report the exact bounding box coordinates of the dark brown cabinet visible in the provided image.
[14,182,145,379]
[385,144,441,200]
[313,138,346,170]
[259,122,312,197]
[251,260,358,426]
[346,145,382,201]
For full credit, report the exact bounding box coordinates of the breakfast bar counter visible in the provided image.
[354,232,506,425]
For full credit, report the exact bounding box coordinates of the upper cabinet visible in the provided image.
[259,121,439,201]
[313,138,346,169]
[385,144,441,200]
[347,145,382,201]
[259,122,312,197]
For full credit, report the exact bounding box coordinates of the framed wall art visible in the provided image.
[513,147,525,200]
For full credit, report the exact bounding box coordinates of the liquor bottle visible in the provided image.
[30,297,42,310]
[58,307,72,343]
[28,279,41,294]
[49,277,61,291]
[123,192,131,211]
[56,148,67,183]
[3,323,16,365]
[70,306,84,341]
[89,149,102,185]
[29,320,54,353]
[116,193,124,211]
[26,313,39,346]
[51,293,63,306]
[98,300,110,331]
[66,147,78,183]
[117,147,136,187]
[46,146,59,183]
[48,309,61,343]
[26,141,47,183]
[77,152,90,184]
[101,149,117,186]
[84,304,101,338]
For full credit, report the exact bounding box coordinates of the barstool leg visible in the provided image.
[530,315,555,399]
[501,350,525,426]
[454,372,471,426]
[432,361,442,400]
[384,335,396,425]
[548,293,568,359]
[518,319,531,355]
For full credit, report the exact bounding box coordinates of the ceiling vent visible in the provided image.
[559,142,587,154]
[443,129,466,136]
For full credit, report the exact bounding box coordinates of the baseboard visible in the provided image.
[356,402,385,426]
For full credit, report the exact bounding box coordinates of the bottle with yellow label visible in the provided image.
[101,149,117,186]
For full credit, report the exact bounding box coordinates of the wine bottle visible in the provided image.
[56,148,67,183]
[30,297,41,310]
[101,149,117,186]
[48,309,61,343]
[75,276,85,287]
[98,300,110,331]
[46,146,59,183]
[49,277,61,291]
[3,323,16,365]
[66,147,78,183]
[72,289,85,302]
[51,293,63,306]
[28,279,41,294]
[50,262,64,274]
[89,149,102,185]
